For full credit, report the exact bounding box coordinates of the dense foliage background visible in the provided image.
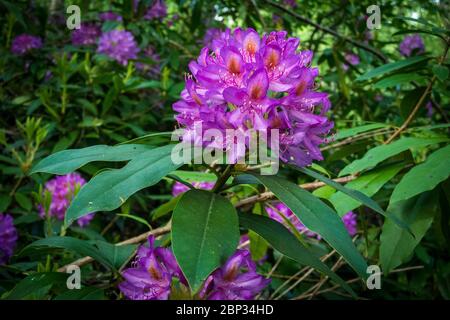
[0,0,449,300]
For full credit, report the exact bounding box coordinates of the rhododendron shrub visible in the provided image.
[1,0,448,302]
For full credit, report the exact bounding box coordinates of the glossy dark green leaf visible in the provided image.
[54,287,105,300]
[356,56,429,81]
[5,272,68,300]
[249,174,368,279]
[238,213,357,296]
[172,190,240,293]
[390,145,450,203]
[380,192,439,273]
[31,144,154,175]
[330,163,404,216]
[339,137,447,176]
[20,236,113,269]
[293,166,385,218]
[65,145,180,224]
[373,73,426,89]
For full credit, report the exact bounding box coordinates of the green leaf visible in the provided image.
[238,213,357,296]
[94,241,137,269]
[151,195,181,221]
[339,137,447,176]
[293,166,386,218]
[373,73,426,89]
[390,145,450,203]
[31,144,154,175]
[14,192,32,211]
[172,190,240,293]
[248,174,368,279]
[356,56,429,81]
[54,287,105,300]
[330,163,404,216]
[170,170,218,182]
[334,123,388,141]
[248,230,268,261]
[5,272,68,300]
[117,213,152,230]
[65,145,181,224]
[380,192,439,273]
[20,236,113,269]
[432,65,449,82]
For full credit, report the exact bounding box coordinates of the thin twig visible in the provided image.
[264,0,387,62]
[384,40,449,144]
[235,175,357,208]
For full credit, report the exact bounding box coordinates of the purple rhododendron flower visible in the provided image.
[119,236,187,300]
[266,202,357,239]
[71,23,101,46]
[0,213,18,264]
[38,173,94,228]
[399,34,425,57]
[173,28,333,167]
[120,237,269,300]
[171,181,215,197]
[200,250,270,300]
[284,0,297,8]
[425,101,433,118]
[202,28,224,48]
[143,0,167,20]
[11,34,42,55]
[97,30,140,65]
[343,53,360,71]
[99,11,123,22]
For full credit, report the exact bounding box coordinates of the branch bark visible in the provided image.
[263,0,387,62]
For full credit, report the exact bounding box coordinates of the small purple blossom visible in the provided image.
[71,23,101,46]
[173,28,333,167]
[38,173,94,228]
[143,0,167,20]
[399,34,425,57]
[171,181,215,197]
[266,202,357,239]
[97,30,140,65]
[0,213,18,264]
[119,236,187,300]
[342,53,360,71]
[11,34,42,55]
[425,101,433,118]
[200,250,270,300]
[99,11,123,22]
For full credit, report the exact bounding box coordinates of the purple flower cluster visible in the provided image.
[399,34,425,57]
[71,23,101,46]
[266,202,357,239]
[143,0,167,20]
[0,213,18,264]
[199,250,271,300]
[171,181,215,197]
[173,28,333,167]
[119,236,186,300]
[97,30,140,65]
[119,237,269,300]
[11,34,42,55]
[99,11,123,22]
[342,53,360,71]
[38,173,94,228]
